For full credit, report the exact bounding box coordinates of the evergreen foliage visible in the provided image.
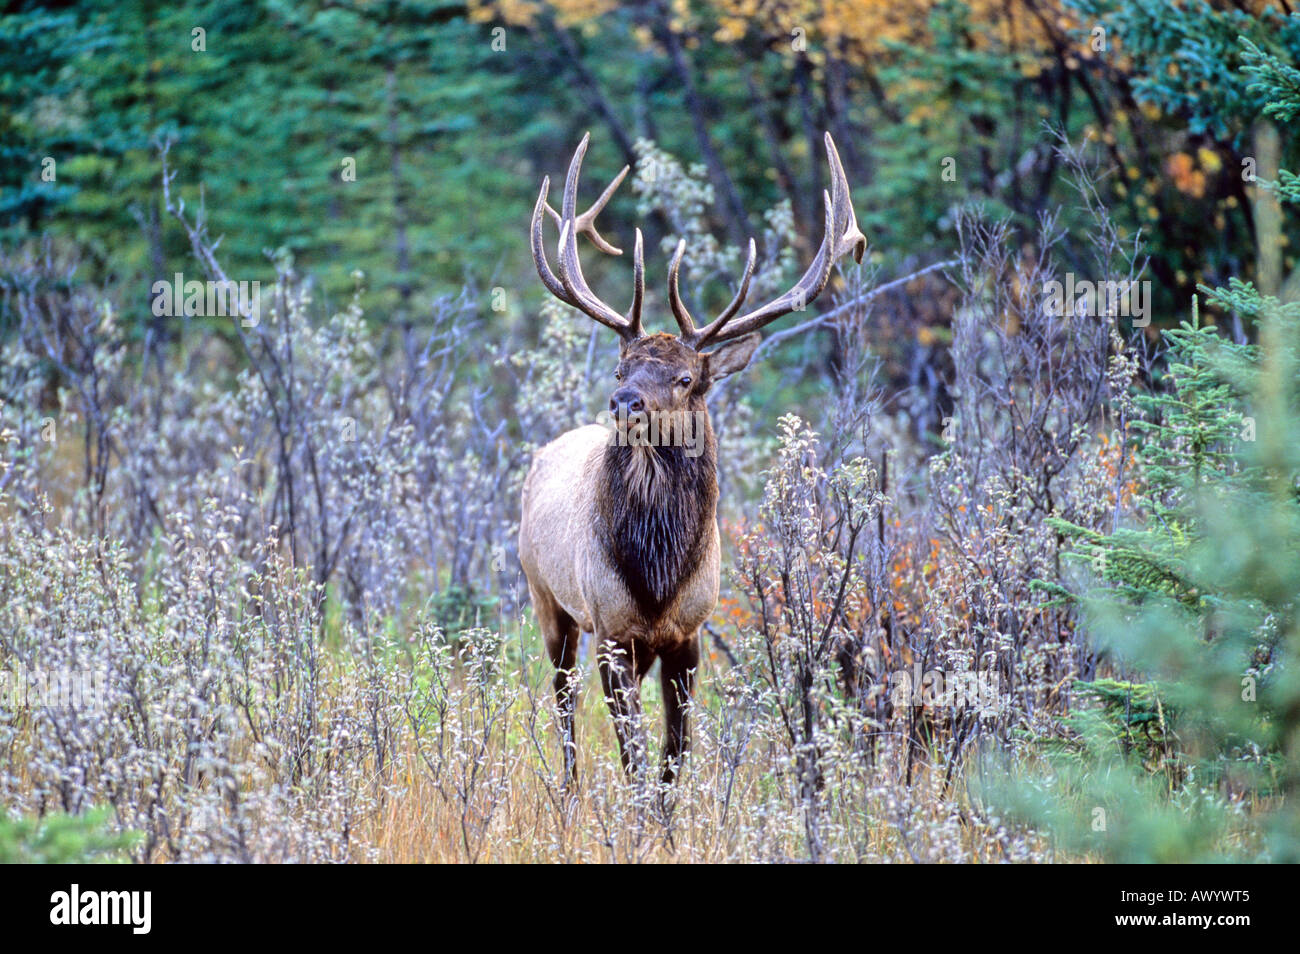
[0,807,138,863]
[998,32,1300,860]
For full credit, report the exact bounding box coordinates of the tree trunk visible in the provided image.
[1253,120,1283,299]
[385,61,412,314]
[653,4,752,243]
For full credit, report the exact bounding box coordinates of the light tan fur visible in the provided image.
[519,425,720,651]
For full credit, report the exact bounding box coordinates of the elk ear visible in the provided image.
[702,333,761,383]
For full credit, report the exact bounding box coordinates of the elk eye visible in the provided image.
[614,369,622,381]
[678,375,692,387]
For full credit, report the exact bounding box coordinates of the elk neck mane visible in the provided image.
[596,418,718,622]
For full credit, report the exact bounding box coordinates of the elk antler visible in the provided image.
[531,133,643,341]
[670,132,866,350]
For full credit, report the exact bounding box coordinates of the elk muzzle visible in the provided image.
[609,387,646,419]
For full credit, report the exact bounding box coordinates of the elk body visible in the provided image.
[520,132,864,786]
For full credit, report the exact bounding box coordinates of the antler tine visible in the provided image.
[530,133,641,340]
[691,238,756,350]
[684,197,833,347]
[687,132,865,349]
[825,131,867,265]
[531,176,570,303]
[547,160,629,255]
[668,239,697,339]
[629,228,644,337]
[717,238,758,323]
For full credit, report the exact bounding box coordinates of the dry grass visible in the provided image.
[355,627,1053,864]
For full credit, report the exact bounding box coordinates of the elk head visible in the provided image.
[530,132,867,442]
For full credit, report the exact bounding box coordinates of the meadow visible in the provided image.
[1,0,1297,864]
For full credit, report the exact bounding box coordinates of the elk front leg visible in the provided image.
[659,637,699,783]
[535,588,581,792]
[598,637,650,778]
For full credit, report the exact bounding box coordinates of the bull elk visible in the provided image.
[520,132,865,786]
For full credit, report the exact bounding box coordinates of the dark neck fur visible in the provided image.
[596,414,718,622]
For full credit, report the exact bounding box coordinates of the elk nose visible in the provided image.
[609,388,645,418]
